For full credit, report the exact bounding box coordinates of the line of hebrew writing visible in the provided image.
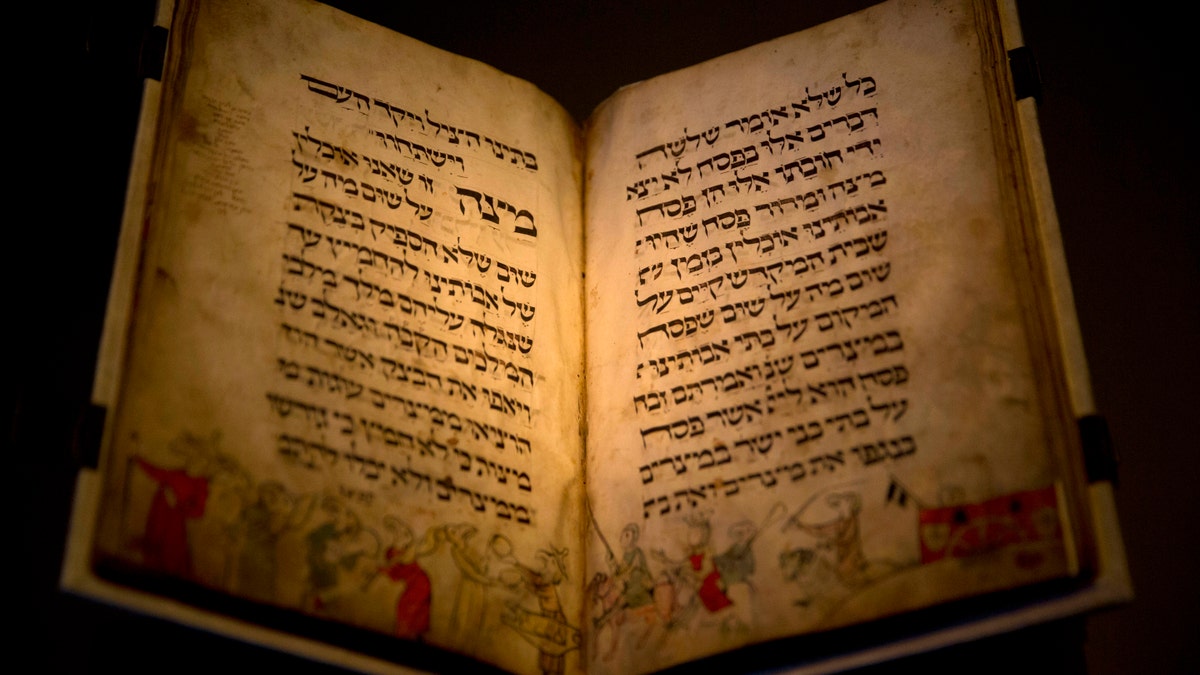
[367,128,467,174]
[640,291,876,351]
[277,356,532,425]
[299,74,538,172]
[626,112,881,201]
[639,435,913,519]
[636,353,794,386]
[296,162,434,220]
[636,168,884,229]
[634,72,877,168]
[635,340,734,380]
[455,186,537,239]
[285,228,529,324]
[637,397,906,482]
[625,164,695,202]
[284,228,420,282]
[438,239,537,287]
[638,333,902,381]
[757,107,880,156]
[633,395,910,485]
[753,191,886,227]
[275,283,532,355]
[633,171,886,253]
[634,260,893,315]
[276,433,531,494]
[637,445,732,484]
[772,292,899,343]
[295,170,540,249]
[280,319,535,389]
[265,392,532,455]
[759,364,910,410]
[275,365,534,435]
[297,72,542,172]
[635,209,752,254]
[637,228,888,290]
[286,218,537,289]
[394,471,534,524]
[294,127,437,194]
[630,360,909,413]
[338,265,533,325]
[637,385,907,450]
[637,400,774,450]
[319,444,536,524]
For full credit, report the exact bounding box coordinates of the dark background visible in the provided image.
[16,1,1197,673]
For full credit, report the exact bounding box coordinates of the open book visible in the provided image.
[62,0,1132,672]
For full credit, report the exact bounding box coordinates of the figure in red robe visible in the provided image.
[135,456,210,577]
[373,518,443,640]
[689,552,733,612]
[381,549,432,639]
[684,515,731,612]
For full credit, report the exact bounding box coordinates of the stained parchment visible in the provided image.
[583,1,1079,671]
[94,1,586,673]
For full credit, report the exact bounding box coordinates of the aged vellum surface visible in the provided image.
[90,0,1092,673]
[584,1,1077,672]
[94,1,586,673]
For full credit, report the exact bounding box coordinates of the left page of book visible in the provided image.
[90,1,586,673]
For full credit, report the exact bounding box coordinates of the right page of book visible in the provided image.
[583,0,1087,671]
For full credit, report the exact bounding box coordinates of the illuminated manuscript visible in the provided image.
[70,0,1129,673]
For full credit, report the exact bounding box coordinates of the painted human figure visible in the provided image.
[714,520,757,587]
[503,548,580,675]
[792,492,870,586]
[684,515,732,613]
[445,526,516,650]
[445,524,487,644]
[372,517,444,640]
[594,524,658,659]
[780,491,895,611]
[133,455,209,577]
[128,433,232,579]
[651,514,733,630]
[304,498,376,611]
[612,524,655,612]
[233,482,312,603]
[713,520,758,632]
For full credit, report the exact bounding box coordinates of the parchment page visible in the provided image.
[583,0,1078,671]
[92,1,585,673]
